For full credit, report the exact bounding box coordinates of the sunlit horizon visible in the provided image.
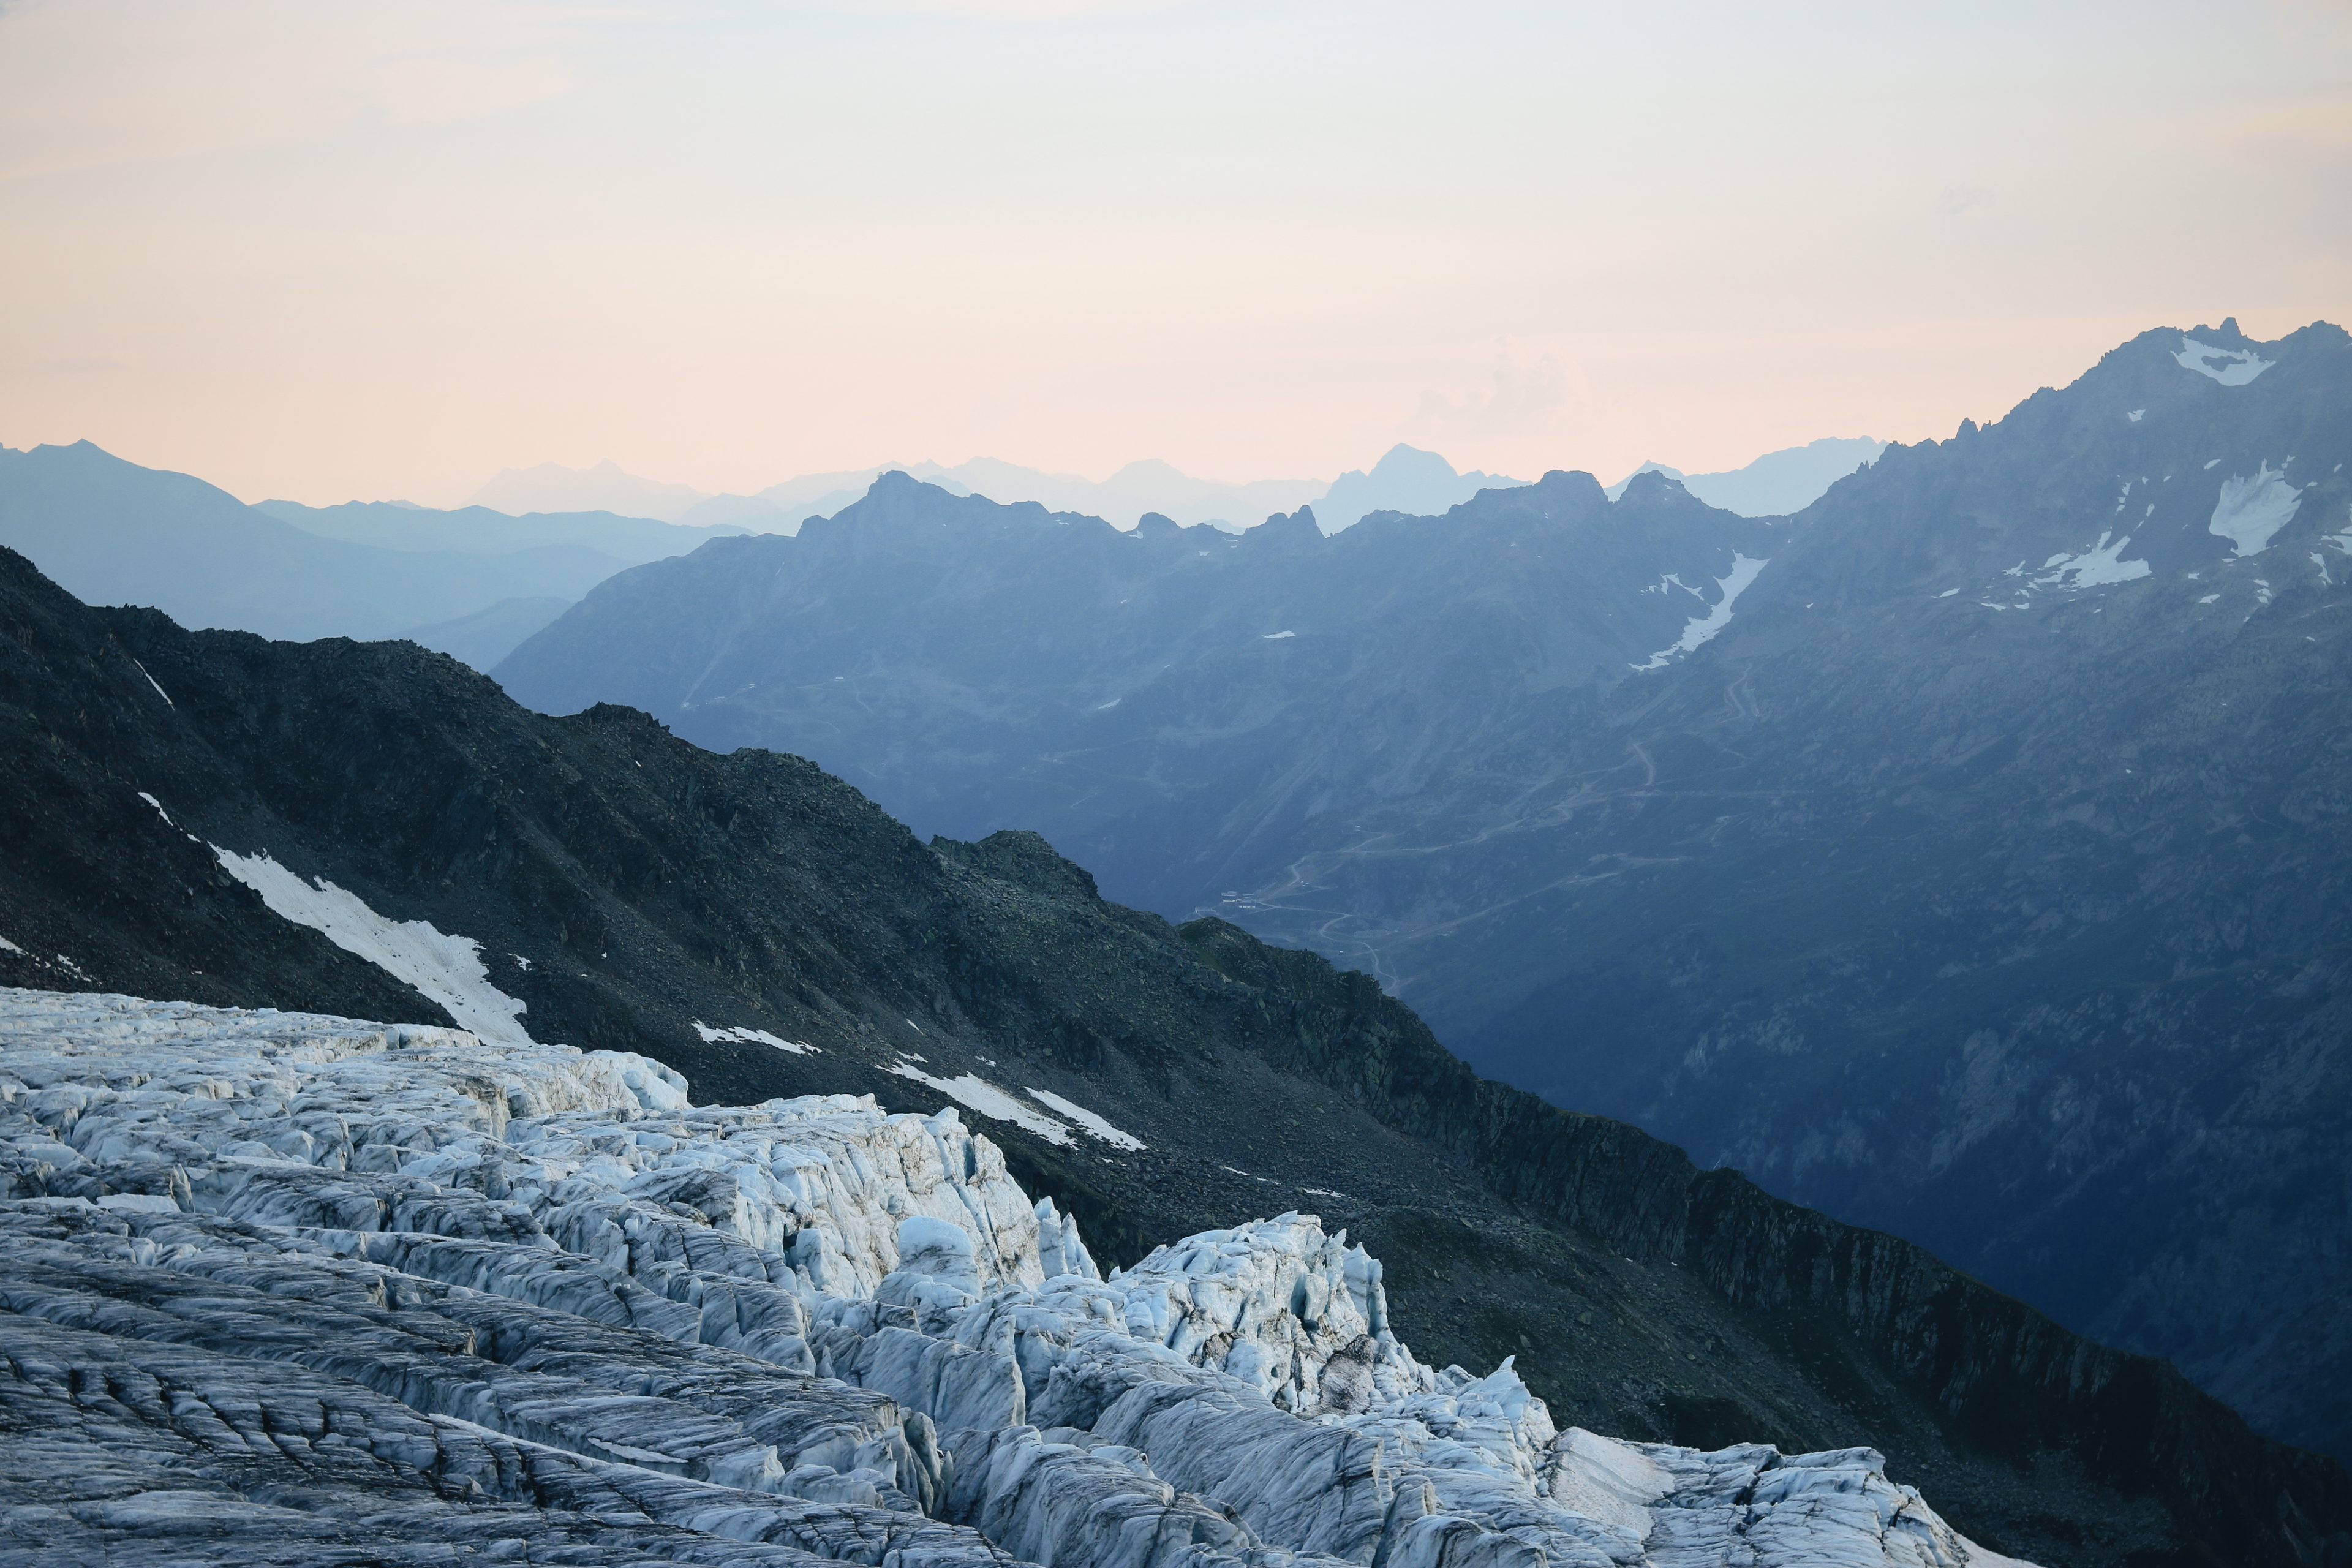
[4,0,2346,509]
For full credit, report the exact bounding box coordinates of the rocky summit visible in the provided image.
[0,986,2029,1568]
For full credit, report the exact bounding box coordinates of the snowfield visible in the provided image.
[0,986,2033,1567]
[2174,337,2275,386]
[1634,554,1769,671]
[2209,462,2304,557]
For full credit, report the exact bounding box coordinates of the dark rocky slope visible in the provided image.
[0,547,2345,1563]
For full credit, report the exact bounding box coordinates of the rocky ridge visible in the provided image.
[0,987,2022,1567]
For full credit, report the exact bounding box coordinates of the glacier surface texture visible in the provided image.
[0,987,2030,1567]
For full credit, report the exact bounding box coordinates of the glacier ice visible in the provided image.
[0,985,2034,1567]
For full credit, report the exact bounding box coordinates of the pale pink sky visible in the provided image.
[2,0,2348,506]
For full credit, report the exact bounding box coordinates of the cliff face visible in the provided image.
[0,546,2343,1563]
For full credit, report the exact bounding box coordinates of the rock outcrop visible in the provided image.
[1,986,2024,1567]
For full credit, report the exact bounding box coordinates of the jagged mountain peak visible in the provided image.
[1746,315,2349,622]
[1614,466,1701,507]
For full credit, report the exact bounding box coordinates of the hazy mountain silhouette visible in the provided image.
[1315,444,1530,532]
[680,456,1324,533]
[0,443,734,663]
[470,458,709,522]
[467,440,1880,542]
[1607,437,1887,516]
[402,595,575,669]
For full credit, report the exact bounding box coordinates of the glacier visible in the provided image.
[0,985,2032,1567]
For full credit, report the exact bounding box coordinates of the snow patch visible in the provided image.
[2034,532,2152,590]
[211,846,532,1044]
[0,934,91,982]
[1937,587,1960,598]
[2210,462,2303,556]
[2176,336,2274,385]
[130,660,172,707]
[888,1057,1075,1145]
[1026,1087,1144,1150]
[135,792,173,826]
[1634,554,1768,670]
[2199,593,2222,605]
[2127,409,2146,422]
[1262,630,1295,640]
[693,1020,818,1055]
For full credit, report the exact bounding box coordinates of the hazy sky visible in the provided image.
[2,0,2347,507]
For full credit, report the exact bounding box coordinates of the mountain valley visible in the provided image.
[492,320,2352,1469]
[2,545,2346,1561]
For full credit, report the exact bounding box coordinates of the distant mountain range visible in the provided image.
[0,427,1875,693]
[3,541,2344,1564]
[679,456,1330,533]
[496,318,2352,1468]
[472,457,710,522]
[0,432,1873,682]
[0,442,739,666]
[1314,445,1528,531]
[1607,435,1887,515]
[472,438,1871,538]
